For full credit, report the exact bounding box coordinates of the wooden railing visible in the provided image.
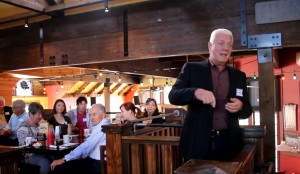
[102,123,182,174]
[102,124,266,174]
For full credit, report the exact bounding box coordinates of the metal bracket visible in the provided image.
[62,54,68,65]
[39,23,44,66]
[248,33,281,49]
[123,8,128,57]
[49,56,56,66]
[257,48,272,63]
[240,0,247,46]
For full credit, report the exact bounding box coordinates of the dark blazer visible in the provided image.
[168,61,253,161]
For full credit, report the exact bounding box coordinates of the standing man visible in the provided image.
[0,100,29,146]
[66,96,92,133]
[50,103,110,174]
[169,28,253,161]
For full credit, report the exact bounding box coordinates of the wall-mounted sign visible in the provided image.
[16,80,33,96]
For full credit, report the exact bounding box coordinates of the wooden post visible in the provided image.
[257,48,275,164]
[104,78,111,113]
[102,124,132,174]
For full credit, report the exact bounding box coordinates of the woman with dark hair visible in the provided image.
[119,102,142,123]
[143,98,165,124]
[48,99,72,138]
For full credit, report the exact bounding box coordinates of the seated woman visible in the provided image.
[119,102,143,124]
[143,98,165,124]
[48,99,72,138]
[17,102,51,174]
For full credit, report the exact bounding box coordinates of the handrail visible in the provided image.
[122,136,180,145]
[128,110,180,123]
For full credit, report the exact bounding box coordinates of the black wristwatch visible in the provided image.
[63,157,67,162]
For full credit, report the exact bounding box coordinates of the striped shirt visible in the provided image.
[64,118,109,161]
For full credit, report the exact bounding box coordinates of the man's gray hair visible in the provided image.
[91,103,106,114]
[209,28,233,43]
[13,99,25,108]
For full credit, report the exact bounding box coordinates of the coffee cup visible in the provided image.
[25,137,34,146]
[63,134,72,144]
[83,129,90,138]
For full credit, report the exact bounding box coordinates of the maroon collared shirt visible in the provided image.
[210,63,229,130]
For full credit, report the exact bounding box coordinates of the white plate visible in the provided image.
[32,142,42,148]
[61,143,79,147]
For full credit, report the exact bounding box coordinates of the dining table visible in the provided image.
[23,142,79,159]
[0,134,80,174]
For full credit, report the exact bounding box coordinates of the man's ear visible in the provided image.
[208,41,212,51]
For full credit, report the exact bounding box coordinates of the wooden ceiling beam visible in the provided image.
[118,84,132,96]
[1,0,46,12]
[0,11,40,24]
[110,83,122,95]
[44,0,153,13]
[72,81,89,97]
[44,0,104,12]
[85,82,101,95]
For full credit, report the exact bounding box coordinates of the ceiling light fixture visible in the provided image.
[104,0,109,12]
[24,17,29,28]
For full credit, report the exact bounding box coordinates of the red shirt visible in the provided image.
[211,64,229,130]
[76,111,87,130]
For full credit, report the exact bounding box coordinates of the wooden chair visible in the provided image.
[100,145,107,174]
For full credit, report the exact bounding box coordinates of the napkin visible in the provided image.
[49,145,66,149]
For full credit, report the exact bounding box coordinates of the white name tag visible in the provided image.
[19,118,24,122]
[83,118,87,122]
[236,88,243,97]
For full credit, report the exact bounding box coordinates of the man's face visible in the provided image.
[208,32,233,66]
[77,101,87,113]
[12,106,25,116]
[89,107,104,126]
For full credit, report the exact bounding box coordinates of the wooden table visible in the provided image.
[24,143,79,159]
[174,159,243,174]
[0,148,23,174]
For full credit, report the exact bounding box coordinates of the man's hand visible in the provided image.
[50,158,64,171]
[194,88,216,108]
[225,98,242,113]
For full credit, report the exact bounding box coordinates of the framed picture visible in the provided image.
[284,132,299,148]
[283,104,297,131]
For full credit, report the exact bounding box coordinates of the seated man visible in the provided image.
[50,103,110,174]
[0,100,29,146]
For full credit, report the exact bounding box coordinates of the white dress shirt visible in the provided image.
[64,118,109,161]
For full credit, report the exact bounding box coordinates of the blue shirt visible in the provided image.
[64,118,109,161]
[6,111,29,139]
